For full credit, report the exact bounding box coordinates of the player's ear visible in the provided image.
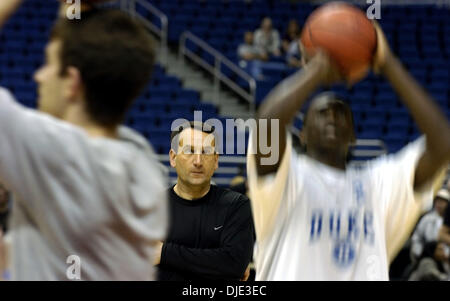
[169,149,177,168]
[63,66,83,102]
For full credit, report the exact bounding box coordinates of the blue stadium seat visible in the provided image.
[385,138,406,153]
[2,0,448,156]
[385,124,409,140]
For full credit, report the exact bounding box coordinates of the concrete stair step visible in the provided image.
[157,47,252,120]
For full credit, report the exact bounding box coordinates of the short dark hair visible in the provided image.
[50,9,156,127]
[303,92,354,127]
[170,121,216,151]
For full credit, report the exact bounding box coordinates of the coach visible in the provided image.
[156,121,254,281]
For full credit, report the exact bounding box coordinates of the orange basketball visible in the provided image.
[301,2,377,82]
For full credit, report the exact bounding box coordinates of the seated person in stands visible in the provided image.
[286,39,304,68]
[282,19,300,54]
[237,31,268,62]
[410,189,449,261]
[238,30,291,79]
[438,185,450,245]
[254,17,281,57]
[408,241,449,281]
[155,121,254,281]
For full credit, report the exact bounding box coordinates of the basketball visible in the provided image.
[300,2,377,82]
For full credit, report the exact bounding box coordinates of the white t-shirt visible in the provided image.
[410,211,443,260]
[0,88,168,280]
[247,132,441,281]
[254,29,281,55]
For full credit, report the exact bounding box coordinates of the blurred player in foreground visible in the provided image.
[247,24,450,280]
[0,0,167,280]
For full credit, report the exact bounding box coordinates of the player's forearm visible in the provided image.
[255,57,323,175]
[382,56,450,161]
[0,0,23,28]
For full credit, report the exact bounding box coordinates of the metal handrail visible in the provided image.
[128,0,168,66]
[291,125,387,158]
[352,139,387,157]
[179,31,257,115]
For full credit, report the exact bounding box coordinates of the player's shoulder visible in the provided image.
[378,137,425,161]
[118,126,164,165]
[0,86,15,100]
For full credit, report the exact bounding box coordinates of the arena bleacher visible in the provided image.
[0,0,449,282]
[149,0,449,154]
[1,0,449,175]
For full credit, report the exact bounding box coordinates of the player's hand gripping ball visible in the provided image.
[300,1,377,83]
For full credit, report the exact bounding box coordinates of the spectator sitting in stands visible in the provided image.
[286,39,304,68]
[282,19,300,54]
[410,189,449,262]
[438,183,450,246]
[408,241,450,281]
[254,17,281,57]
[238,31,270,80]
[238,31,268,62]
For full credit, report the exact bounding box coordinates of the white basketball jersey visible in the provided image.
[248,133,441,281]
[0,88,168,280]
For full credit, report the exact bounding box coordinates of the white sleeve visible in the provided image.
[253,30,263,48]
[0,87,77,194]
[247,130,299,242]
[370,137,445,262]
[237,45,248,58]
[0,87,33,189]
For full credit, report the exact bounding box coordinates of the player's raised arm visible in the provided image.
[0,0,23,29]
[373,24,450,190]
[254,50,343,176]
